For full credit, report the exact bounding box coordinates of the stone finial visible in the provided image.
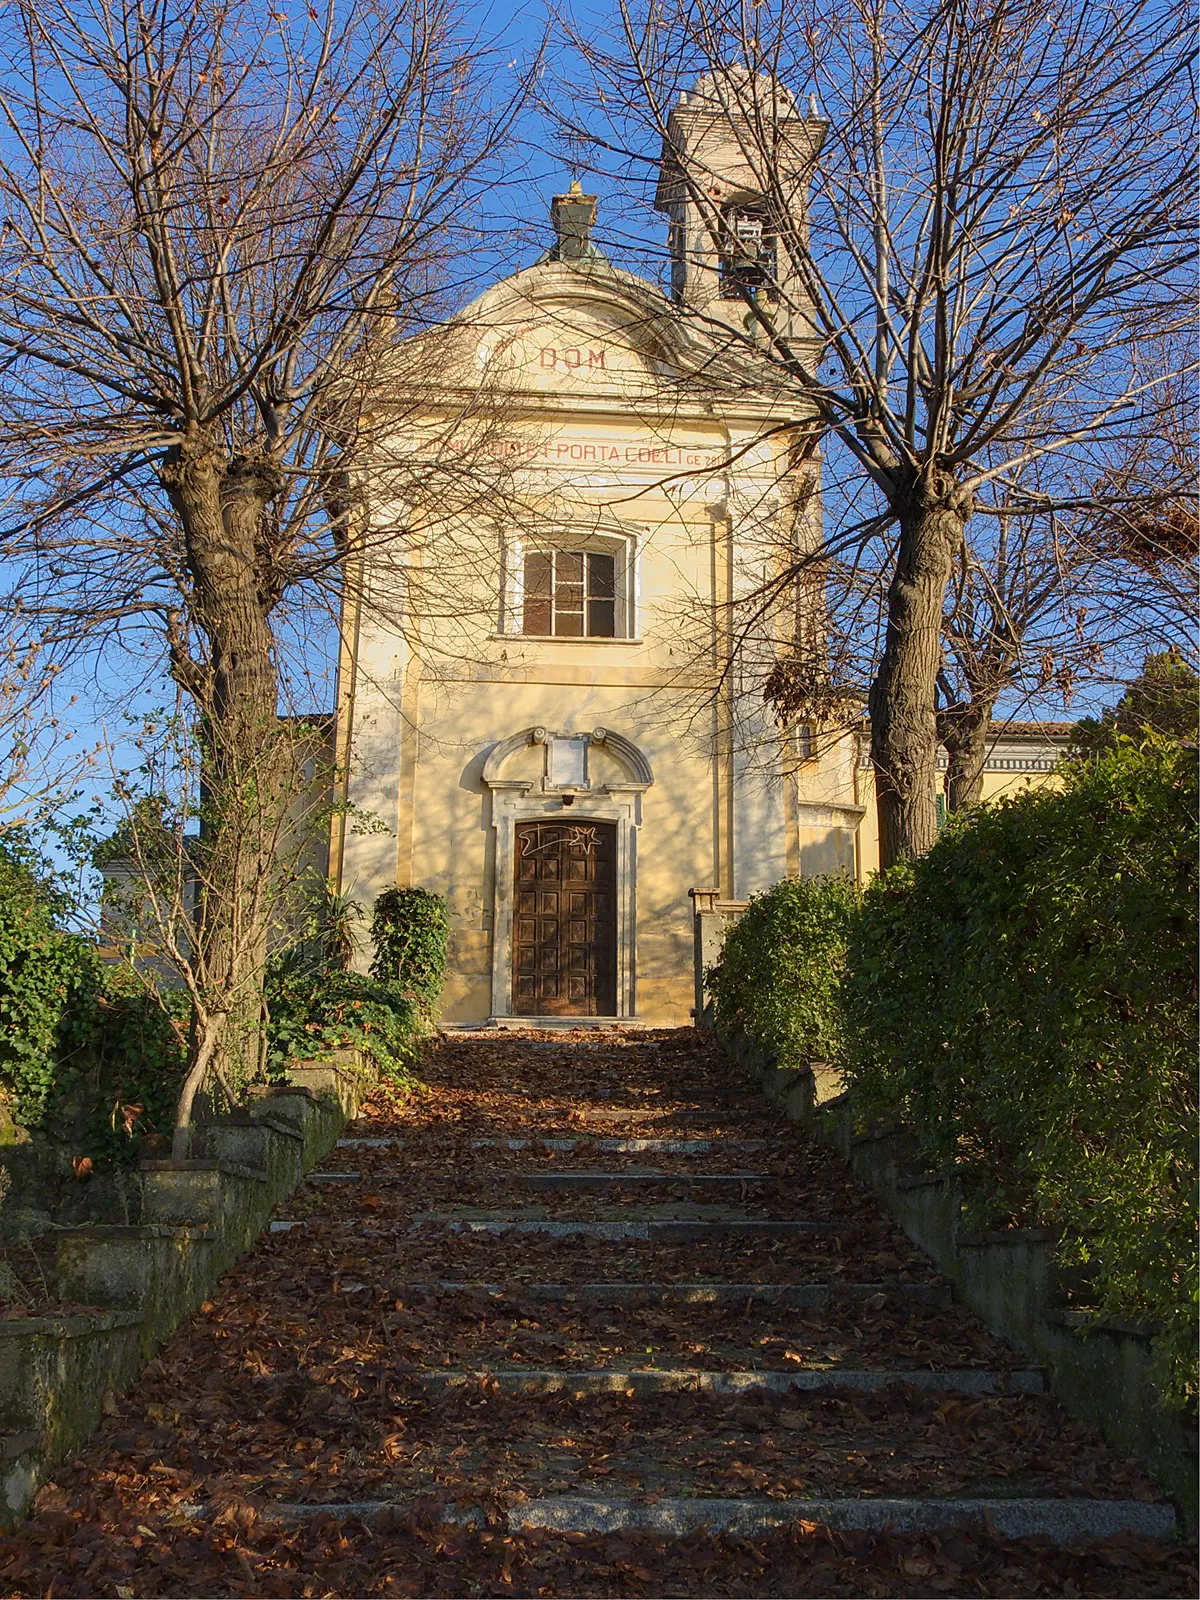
[548,180,601,263]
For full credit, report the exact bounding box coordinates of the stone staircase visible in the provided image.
[7,1027,1185,1597]
[248,1029,1175,1546]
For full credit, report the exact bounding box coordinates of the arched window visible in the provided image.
[719,202,778,302]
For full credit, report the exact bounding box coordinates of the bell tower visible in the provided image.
[654,70,824,341]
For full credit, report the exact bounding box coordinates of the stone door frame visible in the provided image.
[483,727,652,1020]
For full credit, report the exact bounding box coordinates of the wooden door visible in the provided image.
[513,820,617,1015]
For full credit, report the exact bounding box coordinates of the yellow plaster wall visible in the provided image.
[403,681,719,1025]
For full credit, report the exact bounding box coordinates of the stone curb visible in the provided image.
[727,1025,1200,1533]
[0,1057,367,1532]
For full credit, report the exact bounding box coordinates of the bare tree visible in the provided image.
[0,0,533,1140]
[555,0,1195,862]
[92,705,342,1156]
[762,460,1183,816]
[0,636,97,829]
[934,339,1197,808]
[1085,340,1199,641]
[934,525,1095,811]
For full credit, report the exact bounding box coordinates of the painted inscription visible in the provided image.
[539,347,608,370]
[477,437,723,469]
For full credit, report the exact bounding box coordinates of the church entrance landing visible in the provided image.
[513,819,617,1015]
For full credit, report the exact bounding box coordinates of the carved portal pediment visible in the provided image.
[482,726,653,795]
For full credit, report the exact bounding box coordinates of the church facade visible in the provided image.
[328,84,1066,1025]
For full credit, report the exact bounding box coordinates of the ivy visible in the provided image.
[56,975,188,1165]
[369,887,448,1018]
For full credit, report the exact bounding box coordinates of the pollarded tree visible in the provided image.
[556,0,1195,861]
[0,0,532,1147]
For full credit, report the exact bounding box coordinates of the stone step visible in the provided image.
[390,1280,952,1308]
[510,1170,770,1189]
[410,1216,838,1241]
[418,1202,768,1220]
[337,1137,405,1150]
[569,1109,760,1125]
[311,1169,772,1190]
[470,1138,769,1154]
[412,1366,1047,1396]
[217,1494,1176,1541]
[588,1092,734,1105]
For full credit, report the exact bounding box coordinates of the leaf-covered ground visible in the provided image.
[0,1027,1193,1597]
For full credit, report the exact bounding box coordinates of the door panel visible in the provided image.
[512,821,618,1015]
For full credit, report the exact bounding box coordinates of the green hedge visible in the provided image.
[0,840,98,1129]
[706,738,1197,1407]
[0,835,187,1164]
[0,840,439,1178]
[706,875,858,1071]
[844,736,1197,1407]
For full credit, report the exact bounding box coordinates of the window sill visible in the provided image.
[490,634,643,646]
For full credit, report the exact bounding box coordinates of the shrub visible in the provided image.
[369,887,448,1017]
[0,836,99,1128]
[0,832,188,1165]
[265,957,420,1083]
[707,875,859,1071]
[844,735,1198,1406]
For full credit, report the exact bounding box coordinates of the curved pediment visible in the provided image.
[483,726,653,792]
[461,263,691,398]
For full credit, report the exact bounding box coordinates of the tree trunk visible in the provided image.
[947,720,992,812]
[940,707,993,813]
[171,1010,226,1161]
[869,469,971,866]
[160,436,291,1127]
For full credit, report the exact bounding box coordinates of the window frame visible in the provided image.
[502,528,638,641]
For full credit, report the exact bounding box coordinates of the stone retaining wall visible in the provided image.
[724,1025,1198,1532]
[0,1056,365,1529]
